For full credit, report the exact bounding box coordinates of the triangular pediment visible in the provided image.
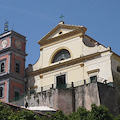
[38,23,87,46]
[48,28,73,39]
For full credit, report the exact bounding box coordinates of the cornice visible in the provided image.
[26,52,101,76]
[11,30,26,39]
[0,30,26,41]
[40,29,85,49]
[111,52,120,62]
[85,35,97,43]
[0,47,11,54]
[0,47,27,57]
[38,24,87,46]
[9,73,25,81]
[11,47,28,56]
[0,31,11,39]
[0,73,24,82]
[87,69,100,74]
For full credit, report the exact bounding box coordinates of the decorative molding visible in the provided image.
[11,30,26,40]
[0,47,27,57]
[80,62,84,67]
[39,28,87,48]
[79,33,84,38]
[27,52,101,76]
[38,24,87,45]
[40,48,43,51]
[49,46,73,65]
[40,75,43,79]
[0,58,6,62]
[87,69,100,74]
[0,31,11,39]
[30,85,38,89]
[0,82,5,85]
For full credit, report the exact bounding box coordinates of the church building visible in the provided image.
[0,21,120,115]
[25,21,120,115]
[26,21,120,94]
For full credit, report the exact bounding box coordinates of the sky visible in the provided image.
[0,0,120,67]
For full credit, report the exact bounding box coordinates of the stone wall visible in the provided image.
[98,83,119,115]
[75,83,100,111]
[23,82,118,115]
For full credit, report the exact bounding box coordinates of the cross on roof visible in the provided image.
[59,14,64,21]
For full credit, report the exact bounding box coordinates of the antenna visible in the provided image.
[4,20,9,33]
[12,24,14,30]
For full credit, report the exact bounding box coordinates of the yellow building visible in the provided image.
[25,22,120,115]
[26,21,119,91]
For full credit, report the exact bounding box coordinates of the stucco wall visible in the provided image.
[32,34,107,71]
[27,51,113,90]
[26,31,113,89]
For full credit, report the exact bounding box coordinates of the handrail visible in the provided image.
[9,77,112,103]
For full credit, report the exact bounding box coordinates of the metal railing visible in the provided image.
[9,77,112,103]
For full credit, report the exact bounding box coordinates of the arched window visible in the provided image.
[0,87,3,98]
[1,62,5,72]
[16,63,20,73]
[117,66,120,73]
[52,49,71,63]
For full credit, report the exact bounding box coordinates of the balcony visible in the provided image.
[9,77,113,103]
[33,77,113,93]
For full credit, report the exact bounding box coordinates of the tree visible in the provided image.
[0,101,15,120]
[0,101,120,120]
[0,101,47,120]
[68,107,89,120]
[87,104,114,120]
[68,104,114,120]
[115,114,120,120]
[49,110,68,120]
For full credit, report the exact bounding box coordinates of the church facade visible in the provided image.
[0,21,120,115]
[25,21,120,114]
[26,21,119,93]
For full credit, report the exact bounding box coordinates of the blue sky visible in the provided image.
[0,1,120,67]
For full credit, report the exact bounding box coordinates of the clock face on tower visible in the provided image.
[15,40,22,49]
[1,39,8,48]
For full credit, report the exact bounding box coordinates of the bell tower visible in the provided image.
[0,30,27,102]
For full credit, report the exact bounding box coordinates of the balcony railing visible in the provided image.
[9,77,113,102]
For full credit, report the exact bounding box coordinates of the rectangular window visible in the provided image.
[0,60,6,73]
[14,59,21,74]
[15,63,20,73]
[0,84,5,98]
[90,76,97,83]
[56,74,66,89]
[14,91,20,101]
[14,87,21,101]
